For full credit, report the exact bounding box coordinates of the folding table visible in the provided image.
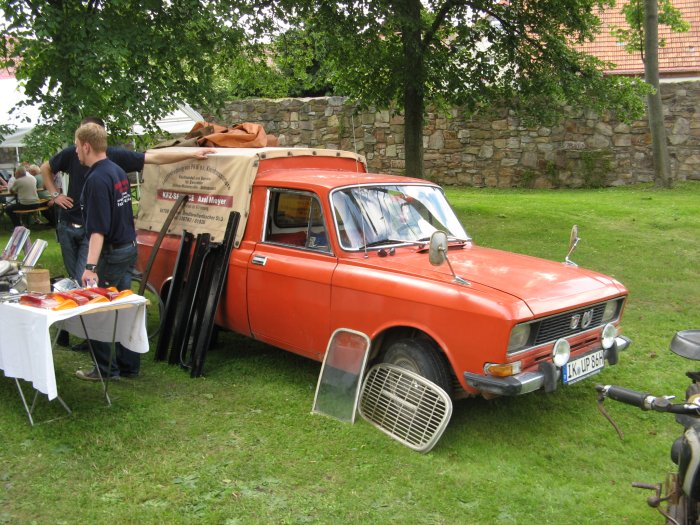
[0,294,149,425]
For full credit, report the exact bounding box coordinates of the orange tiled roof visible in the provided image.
[579,0,700,77]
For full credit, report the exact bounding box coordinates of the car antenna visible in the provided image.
[352,113,369,259]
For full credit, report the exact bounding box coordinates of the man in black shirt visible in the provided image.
[41,117,211,349]
[41,117,212,282]
[72,122,141,380]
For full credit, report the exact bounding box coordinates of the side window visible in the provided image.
[264,189,330,252]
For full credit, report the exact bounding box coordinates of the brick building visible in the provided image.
[579,0,700,81]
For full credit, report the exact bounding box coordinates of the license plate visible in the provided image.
[563,350,605,385]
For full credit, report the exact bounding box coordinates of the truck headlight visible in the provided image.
[602,323,617,349]
[552,338,571,367]
[601,300,619,323]
[508,324,531,353]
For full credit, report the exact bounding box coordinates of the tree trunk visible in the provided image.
[398,0,425,179]
[644,0,673,188]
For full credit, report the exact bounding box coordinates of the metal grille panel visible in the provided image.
[359,364,452,453]
[533,302,610,345]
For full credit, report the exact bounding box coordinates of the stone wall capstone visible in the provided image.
[208,81,700,187]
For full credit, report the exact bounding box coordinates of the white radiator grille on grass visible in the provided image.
[359,364,453,453]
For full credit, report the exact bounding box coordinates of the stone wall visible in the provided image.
[211,80,700,187]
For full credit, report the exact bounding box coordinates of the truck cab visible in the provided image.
[136,146,630,398]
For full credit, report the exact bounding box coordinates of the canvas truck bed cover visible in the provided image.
[135,146,365,246]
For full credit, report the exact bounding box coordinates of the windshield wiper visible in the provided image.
[416,235,470,244]
[359,239,410,249]
[360,235,470,251]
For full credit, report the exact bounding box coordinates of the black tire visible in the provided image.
[380,337,452,395]
[666,494,698,525]
[130,276,164,341]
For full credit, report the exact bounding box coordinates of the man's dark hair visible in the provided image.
[80,116,105,128]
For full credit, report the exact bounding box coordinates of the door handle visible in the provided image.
[252,255,267,266]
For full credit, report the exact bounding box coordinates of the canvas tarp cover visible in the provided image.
[135,148,258,245]
[135,147,366,246]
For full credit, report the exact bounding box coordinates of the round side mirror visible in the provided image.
[569,224,579,251]
[429,231,448,266]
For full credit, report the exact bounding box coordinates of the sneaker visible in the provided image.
[71,340,91,352]
[120,372,139,379]
[56,330,70,348]
[75,368,119,381]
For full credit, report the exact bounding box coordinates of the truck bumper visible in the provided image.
[463,335,632,397]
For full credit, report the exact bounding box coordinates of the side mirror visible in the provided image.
[565,225,580,266]
[428,230,469,286]
[569,225,579,249]
[429,231,448,267]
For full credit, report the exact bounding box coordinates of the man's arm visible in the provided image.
[81,232,105,286]
[144,148,215,164]
[40,161,73,209]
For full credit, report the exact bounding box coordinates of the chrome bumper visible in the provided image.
[463,336,632,397]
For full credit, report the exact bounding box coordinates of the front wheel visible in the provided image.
[664,474,699,525]
[380,337,452,395]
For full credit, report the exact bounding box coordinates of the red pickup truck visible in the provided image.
[136,147,630,398]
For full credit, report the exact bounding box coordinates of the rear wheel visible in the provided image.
[380,337,452,395]
[666,494,699,525]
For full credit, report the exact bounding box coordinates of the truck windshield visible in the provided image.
[331,184,469,251]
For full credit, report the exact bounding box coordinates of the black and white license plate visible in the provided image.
[562,350,605,385]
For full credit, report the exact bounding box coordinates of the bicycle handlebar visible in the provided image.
[596,385,652,409]
[596,384,698,414]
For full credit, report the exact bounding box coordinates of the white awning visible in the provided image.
[0,127,31,148]
[132,103,203,135]
[1,75,201,148]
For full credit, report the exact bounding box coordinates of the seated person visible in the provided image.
[6,166,54,227]
[27,164,50,198]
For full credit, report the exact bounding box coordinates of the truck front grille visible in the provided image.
[533,303,608,345]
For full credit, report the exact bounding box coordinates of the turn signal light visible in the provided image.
[484,361,522,377]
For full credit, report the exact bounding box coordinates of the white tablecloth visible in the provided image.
[0,295,149,400]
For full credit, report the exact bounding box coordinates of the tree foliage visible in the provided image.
[2,0,653,179]
[0,0,261,157]
[280,0,650,178]
[272,27,335,97]
[214,27,335,99]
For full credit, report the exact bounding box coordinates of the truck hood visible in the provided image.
[360,243,626,317]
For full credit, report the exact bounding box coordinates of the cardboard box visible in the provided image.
[26,269,51,293]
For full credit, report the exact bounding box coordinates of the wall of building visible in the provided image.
[0,148,16,167]
[211,80,699,187]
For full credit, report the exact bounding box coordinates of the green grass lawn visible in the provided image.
[1,182,699,524]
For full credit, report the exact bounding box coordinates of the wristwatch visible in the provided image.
[85,263,97,271]
[51,191,59,198]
